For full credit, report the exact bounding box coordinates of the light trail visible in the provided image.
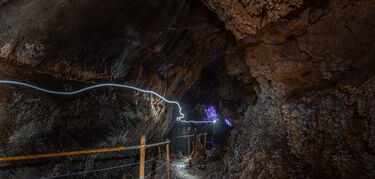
[0,80,213,124]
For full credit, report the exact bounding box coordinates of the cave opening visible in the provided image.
[169,57,236,156]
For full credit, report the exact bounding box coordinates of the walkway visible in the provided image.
[171,158,201,179]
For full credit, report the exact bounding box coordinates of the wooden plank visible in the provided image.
[204,132,207,150]
[166,139,170,179]
[139,135,146,179]
[187,135,190,155]
[0,147,127,162]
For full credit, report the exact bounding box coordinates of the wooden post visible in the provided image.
[187,135,190,155]
[192,129,197,157]
[166,139,171,179]
[139,135,146,179]
[204,132,207,150]
[122,173,126,179]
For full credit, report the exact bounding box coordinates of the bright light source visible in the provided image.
[224,118,232,126]
[204,106,219,122]
[213,120,217,123]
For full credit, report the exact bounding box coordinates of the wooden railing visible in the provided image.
[175,131,208,154]
[0,135,170,179]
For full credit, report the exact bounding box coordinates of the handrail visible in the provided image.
[145,141,170,148]
[174,133,205,138]
[174,131,208,153]
[0,131,210,179]
[0,140,171,162]
[0,147,132,162]
[0,137,173,178]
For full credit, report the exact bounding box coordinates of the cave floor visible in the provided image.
[171,158,201,179]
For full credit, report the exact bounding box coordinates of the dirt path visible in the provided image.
[170,158,201,179]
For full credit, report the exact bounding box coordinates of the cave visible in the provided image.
[0,0,374,178]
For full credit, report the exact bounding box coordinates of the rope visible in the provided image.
[161,172,167,179]
[145,141,170,148]
[0,139,169,162]
[40,161,139,179]
[40,152,167,179]
[143,152,166,164]
[142,161,167,179]
[0,147,133,162]
[175,133,205,138]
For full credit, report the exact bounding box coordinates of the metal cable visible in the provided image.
[175,133,205,138]
[142,161,167,179]
[39,152,167,179]
[160,172,167,179]
[143,152,166,164]
[145,141,170,148]
[40,161,139,179]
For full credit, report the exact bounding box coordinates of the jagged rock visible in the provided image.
[201,0,304,39]
[218,0,375,178]
[0,0,374,178]
[0,0,232,178]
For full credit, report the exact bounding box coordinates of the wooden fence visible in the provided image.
[0,135,170,179]
[175,131,207,155]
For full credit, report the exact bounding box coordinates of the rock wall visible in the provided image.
[210,0,375,178]
[0,0,234,178]
[201,0,303,39]
[0,0,374,178]
[0,63,175,178]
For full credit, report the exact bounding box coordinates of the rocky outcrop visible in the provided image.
[0,63,175,178]
[0,0,234,178]
[213,0,375,178]
[201,0,304,39]
[0,0,374,178]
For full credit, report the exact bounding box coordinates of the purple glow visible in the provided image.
[225,118,233,126]
[206,140,217,150]
[204,106,219,122]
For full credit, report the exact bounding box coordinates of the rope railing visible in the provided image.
[174,131,208,154]
[0,130,212,178]
[145,141,170,148]
[160,172,168,179]
[40,152,167,179]
[174,133,206,138]
[41,161,139,179]
[144,152,167,164]
[142,161,168,179]
[0,147,135,162]
[0,136,171,179]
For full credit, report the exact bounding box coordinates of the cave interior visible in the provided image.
[0,0,374,178]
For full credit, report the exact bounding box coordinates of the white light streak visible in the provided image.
[0,80,213,124]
